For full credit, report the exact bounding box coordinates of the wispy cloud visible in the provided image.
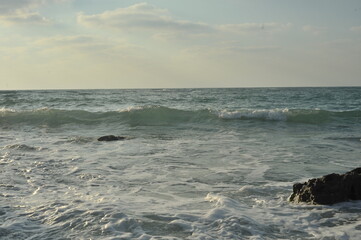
[36,35,100,46]
[78,2,291,38]
[350,25,361,33]
[34,35,144,60]
[0,0,68,25]
[0,11,50,25]
[178,44,281,59]
[218,23,292,34]
[0,0,68,13]
[0,0,42,14]
[223,45,281,53]
[78,2,213,35]
[302,25,327,35]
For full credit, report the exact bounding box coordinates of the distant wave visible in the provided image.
[217,109,288,121]
[0,106,360,127]
[219,108,360,124]
[3,144,43,151]
[119,106,215,126]
[0,107,109,127]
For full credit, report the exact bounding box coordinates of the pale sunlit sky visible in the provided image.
[1,0,361,90]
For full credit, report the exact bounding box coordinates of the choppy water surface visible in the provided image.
[1,88,361,239]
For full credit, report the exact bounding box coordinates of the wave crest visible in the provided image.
[0,106,359,127]
[218,109,288,121]
[119,106,215,126]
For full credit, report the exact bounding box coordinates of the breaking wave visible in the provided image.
[0,106,359,127]
[217,108,359,124]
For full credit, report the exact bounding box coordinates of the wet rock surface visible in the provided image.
[290,168,361,205]
[97,135,126,141]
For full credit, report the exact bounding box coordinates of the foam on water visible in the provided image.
[1,88,361,239]
[201,191,361,239]
[218,109,289,121]
[3,144,44,151]
[1,106,359,128]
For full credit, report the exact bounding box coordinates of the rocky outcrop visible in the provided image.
[289,168,361,205]
[98,135,126,141]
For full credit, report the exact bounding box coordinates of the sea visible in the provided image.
[0,87,360,240]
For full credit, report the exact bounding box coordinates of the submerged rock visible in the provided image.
[289,168,361,205]
[98,135,126,141]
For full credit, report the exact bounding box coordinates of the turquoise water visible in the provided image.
[0,87,360,239]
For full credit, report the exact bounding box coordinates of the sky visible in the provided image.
[0,0,360,90]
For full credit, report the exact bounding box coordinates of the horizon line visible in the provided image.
[1,85,361,91]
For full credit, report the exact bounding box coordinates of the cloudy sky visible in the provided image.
[1,0,360,89]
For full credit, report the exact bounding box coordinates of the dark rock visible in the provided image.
[98,135,126,141]
[289,168,361,205]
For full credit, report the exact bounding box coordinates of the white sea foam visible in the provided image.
[3,144,43,151]
[202,191,361,239]
[1,88,360,239]
[218,108,289,121]
[0,107,16,113]
[118,106,146,112]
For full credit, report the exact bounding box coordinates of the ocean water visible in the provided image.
[0,87,360,240]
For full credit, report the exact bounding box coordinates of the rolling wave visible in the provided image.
[0,106,359,127]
